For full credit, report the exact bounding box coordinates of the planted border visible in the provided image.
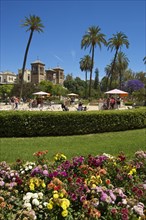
[0,109,146,137]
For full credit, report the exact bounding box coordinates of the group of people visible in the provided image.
[10,96,20,109]
[101,97,121,110]
[28,98,44,109]
[61,101,87,111]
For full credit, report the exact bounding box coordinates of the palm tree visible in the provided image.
[105,64,112,89]
[143,56,146,64]
[79,55,92,98]
[107,32,129,89]
[20,15,44,98]
[81,26,106,97]
[116,52,129,89]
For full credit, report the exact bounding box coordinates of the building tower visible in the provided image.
[31,60,45,84]
[46,66,64,85]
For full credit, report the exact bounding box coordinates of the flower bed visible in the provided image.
[0,150,146,219]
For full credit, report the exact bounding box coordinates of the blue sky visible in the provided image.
[0,0,146,80]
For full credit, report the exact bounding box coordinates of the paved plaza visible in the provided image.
[0,102,129,112]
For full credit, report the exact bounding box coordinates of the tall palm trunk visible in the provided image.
[119,70,122,89]
[106,73,110,91]
[85,71,88,99]
[109,48,119,89]
[89,45,94,97]
[20,30,34,98]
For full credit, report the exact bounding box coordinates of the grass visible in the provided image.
[0,128,146,163]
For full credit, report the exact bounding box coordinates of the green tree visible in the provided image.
[20,15,44,98]
[81,26,106,97]
[143,56,146,64]
[107,32,129,89]
[63,74,77,93]
[39,81,53,94]
[116,52,129,89]
[0,85,14,101]
[63,75,86,97]
[11,82,36,99]
[135,71,146,84]
[100,76,107,92]
[79,55,92,98]
[94,68,99,89]
[52,84,68,98]
[105,64,112,89]
[122,69,135,82]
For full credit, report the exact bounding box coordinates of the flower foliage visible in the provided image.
[0,150,146,219]
[124,79,144,93]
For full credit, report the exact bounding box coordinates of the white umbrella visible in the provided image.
[105,89,128,96]
[33,91,50,96]
[67,93,79,96]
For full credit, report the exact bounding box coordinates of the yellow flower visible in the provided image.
[29,183,35,191]
[41,181,46,188]
[54,156,57,161]
[47,203,53,210]
[61,154,67,160]
[61,209,68,217]
[59,193,64,198]
[91,175,96,180]
[91,184,96,188]
[61,198,70,209]
[34,178,40,187]
[61,202,67,210]
[30,178,34,183]
[131,168,136,173]
[128,168,136,175]
[53,193,59,199]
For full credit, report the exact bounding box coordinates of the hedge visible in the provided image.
[0,109,146,137]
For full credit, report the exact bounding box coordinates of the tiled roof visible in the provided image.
[31,60,45,65]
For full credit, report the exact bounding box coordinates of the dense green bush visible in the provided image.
[124,102,134,106]
[0,109,145,137]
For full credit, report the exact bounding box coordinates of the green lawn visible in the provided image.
[0,128,146,163]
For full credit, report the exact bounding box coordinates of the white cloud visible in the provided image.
[54,54,63,63]
[71,50,76,62]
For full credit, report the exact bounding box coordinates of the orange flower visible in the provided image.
[105,179,111,185]
[99,169,107,175]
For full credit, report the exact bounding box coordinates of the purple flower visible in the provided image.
[43,170,49,176]
[109,190,116,201]
[70,193,77,201]
[0,180,5,186]
[31,166,43,176]
[80,195,86,202]
[101,192,108,201]
[73,156,84,166]
[60,171,67,177]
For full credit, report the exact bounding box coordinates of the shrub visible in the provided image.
[0,109,145,137]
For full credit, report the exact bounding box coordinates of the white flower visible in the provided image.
[23,195,27,201]
[25,192,33,200]
[28,165,33,169]
[10,172,14,177]
[43,202,48,207]
[32,199,40,206]
[26,192,33,196]
[38,192,43,199]
[32,193,38,199]
[122,199,127,204]
[103,153,114,159]
[21,170,25,174]
[24,202,32,210]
